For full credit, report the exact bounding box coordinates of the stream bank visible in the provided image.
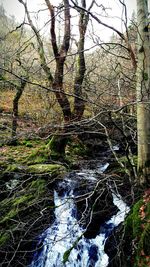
[0,133,147,267]
[0,157,132,267]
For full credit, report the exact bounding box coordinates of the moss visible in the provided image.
[0,194,33,224]
[26,164,66,175]
[0,140,47,167]
[139,222,150,254]
[28,155,48,164]
[0,175,51,253]
[71,144,87,156]
[1,209,19,223]
[26,145,50,164]
[47,135,70,160]
[0,233,10,246]
[0,178,47,226]
[25,142,33,148]
[126,199,143,238]
[22,140,33,147]
[12,194,33,206]
[5,164,23,172]
[29,179,46,193]
[125,197,150,267]
[0,139,67,253]
[66,137,88,160]
[118,155,137,167]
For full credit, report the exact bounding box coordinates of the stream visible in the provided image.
[30,163,129,267]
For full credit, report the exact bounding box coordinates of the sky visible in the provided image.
[0,0,137,43]
[1,0,137,20]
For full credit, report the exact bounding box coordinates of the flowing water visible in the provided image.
[30,166,129,267]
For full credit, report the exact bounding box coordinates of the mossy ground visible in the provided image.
[0,139,47,167]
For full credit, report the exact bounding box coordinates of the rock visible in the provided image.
[104,224,132,267]
[84,188,118,238]
[74,181,118,239]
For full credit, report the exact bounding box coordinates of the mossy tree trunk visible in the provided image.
[136,0,150,185]
[47,134,69,160]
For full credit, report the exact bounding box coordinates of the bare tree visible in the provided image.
[18,0,93,121]
[17,0,94,155]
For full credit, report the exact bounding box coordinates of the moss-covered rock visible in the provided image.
[0,193,53,264]
[26,164,66,175]
[125,191,150,267]
[0,165,64,266]
[0,178,47,229]
[125,199,143,238]
[105,191,150,267]
[5,163,25,173]
[66,138,88,157]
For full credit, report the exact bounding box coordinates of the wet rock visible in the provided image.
[104,224,132,267]
[76,185,118,239]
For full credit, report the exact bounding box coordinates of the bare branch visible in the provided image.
[18,0,53,82]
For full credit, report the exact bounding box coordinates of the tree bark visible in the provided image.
[73,0,88,120]
[53,59,72,122]
[12,77,27,141]
[45,0,72,123]
[136,0,150,185]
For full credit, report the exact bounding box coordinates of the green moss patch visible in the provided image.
[0,179,46,223]
[0,233,10,246]
[0,176,51,249]
[0,140,47,167]
[125,191,150,267]
[5,163,25,173]
[26,145,50,164]
[26,164,66,175]
[126,199,143,238]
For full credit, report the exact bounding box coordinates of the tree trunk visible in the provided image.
[73,0,89,121]
[136,0,150,185]
[53,59,72,123]
[12,77,27,142]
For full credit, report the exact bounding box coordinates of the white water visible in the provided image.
[30,171,129,267]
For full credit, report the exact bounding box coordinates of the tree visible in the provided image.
[11,76,28,142]
[18,0,94,155]
[18,0,91,122]
[136,0,150,185]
